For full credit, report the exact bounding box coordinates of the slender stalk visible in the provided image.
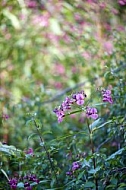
[87,120,98,190]
[33,120,58,184]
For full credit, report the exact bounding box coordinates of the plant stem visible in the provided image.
[87,120,98,190]
[33,120,58,185]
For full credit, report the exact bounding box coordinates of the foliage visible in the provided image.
[0,0,126,189]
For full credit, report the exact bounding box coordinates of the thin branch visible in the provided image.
[40,80,88,104]
[33,120,58,184]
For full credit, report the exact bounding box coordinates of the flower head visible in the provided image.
[72,161,81,171]
[9,178,18,189]
[25,148,34,155]
[72,91,86,106]
[118,0,126,5]
[102,89,113,104]
[86,107,98,120]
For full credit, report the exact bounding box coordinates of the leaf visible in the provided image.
[42,131,52,135]
[28,133,38,141]
[90,118,101,130]
[3,10,21,30]
[1,169,9,181]
[82,159,90,168]
[88,166,101,174]
[92,120,112,132]
[17,182,24,188]
[106,147,125,161]
[84,181,95,188]
[0,142,21,155]
[50,19,62,35]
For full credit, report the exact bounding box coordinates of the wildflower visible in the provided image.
[102,89,113,104]
[53,91,87,122]
[72,91,86,106]
[24,182,32,190]
[28,174,39,183]
[72,161,81,171]
[8,178,18,189]
[86,107,98,120]
[2,114,9,120]
[25,148,34,155]
[53,108,65,123]
[66,171,73,176]
[118,0,126,5]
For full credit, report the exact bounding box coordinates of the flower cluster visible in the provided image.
[86,107,98,120]
[53,88,114,123]
[102,89,113,104]
[8,174,39,190]
[66,161,81,176]
[8,178,18,189]
[53,91,86,123]
[23,174,39,188]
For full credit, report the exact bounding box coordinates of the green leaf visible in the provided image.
[106,147,125,161]
[17,182,24,188]
[0,142,21,155]
[3,10,21,30]
[28,133,38,141]
[92,120,112,132]
[84,181,95,188]
[90,118,101,130]
[1,169,9,181]
[88,166,101,174]
[82,159,90,168]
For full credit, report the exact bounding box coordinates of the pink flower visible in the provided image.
[25,148,34,155]
[73,91,87,106]
[86,107,98,120]
[118,0,126,5]
[102,89,113,104]
[104,41,113,54]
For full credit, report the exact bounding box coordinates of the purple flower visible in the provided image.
[102,89,113,104]
[2,114,9,120]
[72,91,86,106]
[9,178,18,189]
[53,108,65,123]
[118,0,126,5]
[53,91,87,123]
[66,171,73,176]
[72,161,81,171]
[61,97,74,111]
[25,148,34,155]
[86,107,98,120]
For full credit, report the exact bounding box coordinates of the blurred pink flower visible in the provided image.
[2,114,9,120]
[81,52,91,59]
[99,2,106,9]
[54,63,65,75]
[25,148,34,155]
[54,82,63,89]
[104,41,113,54]
[26,0,37,8]
[33,13,49,27]
[118,0,126,5]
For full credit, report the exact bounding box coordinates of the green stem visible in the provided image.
[87,120,98,190]
[33,120,58,185]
